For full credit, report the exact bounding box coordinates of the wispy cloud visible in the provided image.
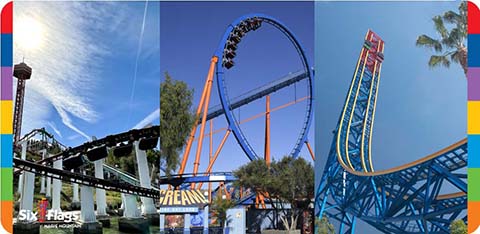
[13,2,130,140]
[132,108,159,129]
[67,135,81,141]
[46,122,62,138]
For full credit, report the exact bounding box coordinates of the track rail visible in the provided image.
[316,30,466,234]
[37,125,159,164]
[14,158,159,199]
[205,70,307,121]
[215,14,313,160]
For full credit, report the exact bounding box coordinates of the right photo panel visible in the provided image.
[314,1,467,233]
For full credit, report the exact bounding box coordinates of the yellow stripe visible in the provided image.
[468,101,480,134]
[368,42,385,172]
[344,32,373,171]
[346,52,369,170]
[369,42,385,172]
[0,101,13,134]
[360,42,381,172]
[336,32,371,171]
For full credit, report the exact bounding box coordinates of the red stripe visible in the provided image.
[469,1,480,34]
[1,1,12,34]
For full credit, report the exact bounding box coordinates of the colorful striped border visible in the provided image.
[0,1,13,233]
[469,1,480,233]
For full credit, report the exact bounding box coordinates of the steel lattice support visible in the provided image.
[13,62,32,145]
[315,30,467,234]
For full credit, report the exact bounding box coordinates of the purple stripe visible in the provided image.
[1,66,12,100]
[469,67,480,101]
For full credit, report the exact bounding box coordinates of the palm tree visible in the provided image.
[416,1,467,75]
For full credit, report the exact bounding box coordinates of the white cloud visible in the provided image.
[46,122,62,138]
[13,2,131,139]
[132,108,159,130]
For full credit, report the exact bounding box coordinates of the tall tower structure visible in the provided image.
[13,62,32,145]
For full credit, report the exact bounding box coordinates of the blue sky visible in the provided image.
[160,2,314,174]
[14,1,160,147]
[315,1,466,232]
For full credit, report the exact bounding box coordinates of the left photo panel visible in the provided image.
[5,1,160,233]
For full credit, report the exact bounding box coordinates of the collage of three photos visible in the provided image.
[0,1,478,234]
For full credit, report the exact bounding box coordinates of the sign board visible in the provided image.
[159,206,199,214]
[159,190,208,207]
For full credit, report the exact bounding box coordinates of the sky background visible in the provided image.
[13,1,160,147]
[315,1,466,232]
[160,2,315,175]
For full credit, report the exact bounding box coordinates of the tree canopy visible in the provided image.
[160,72,195,175]
[416,1,467,75]
[450,219,467,234]
[234,156,314,230]
[316,215,335,234]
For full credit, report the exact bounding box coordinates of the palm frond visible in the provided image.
[443,11,462,24]
[450,50,461,63]
[429,55,451,68]
[416,35,442,52]
[459,1,467,19]
[432,16,448,41]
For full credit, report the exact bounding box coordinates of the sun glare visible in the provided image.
[15,17,44,50]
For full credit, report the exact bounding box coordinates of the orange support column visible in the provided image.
[305,141,315,161]
[197,130,231,189]
[208,120,213,202]
[179,56,218,175]
[192,57,219,187]
[264,95,271,165]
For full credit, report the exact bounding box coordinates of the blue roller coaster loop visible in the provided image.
[214,13,314,161]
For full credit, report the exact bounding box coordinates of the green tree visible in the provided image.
[105,148,136,175]
[147,149,160,182]
[450,219,467,234]
[416,1,467,75]
[315,216,335,234]
[234,156,314,230]
[160,72,195,175]
[211,194,236,227]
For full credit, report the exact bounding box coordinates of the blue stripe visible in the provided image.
[469,135,480,168]
[1,34,12,67]
[1,134,12,167]
[469,34,480,67]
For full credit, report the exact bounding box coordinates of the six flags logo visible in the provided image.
[17,198,80,223]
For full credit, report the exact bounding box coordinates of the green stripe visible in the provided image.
[469,168,480,201]
[1,168,13,201]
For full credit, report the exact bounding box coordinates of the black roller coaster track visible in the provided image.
[14,158,159,199]
[36,125,159,164]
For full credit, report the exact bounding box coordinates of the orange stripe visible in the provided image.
[1,201,12,233]
[469,201,480,233]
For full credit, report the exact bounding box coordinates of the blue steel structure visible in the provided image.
[205,70,307,122]
[315,30,467,233]
[215,14,313,161]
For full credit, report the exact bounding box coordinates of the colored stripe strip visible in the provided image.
[0,201,12,233]
[469,135,480,168]
[468,1,480,233]
[1,67,12,100]
[0,1,13,233]
[469,1,480,34]
[469,201,480,233]
[0,168,12,201]
[468,101,480,134]
[0,135,12,168]
[0,2,12,34]
[469,168,480,201]
[0,34,12,67]
[468,34,480,67]
[0,101,12,134]
[469,67,480,101]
